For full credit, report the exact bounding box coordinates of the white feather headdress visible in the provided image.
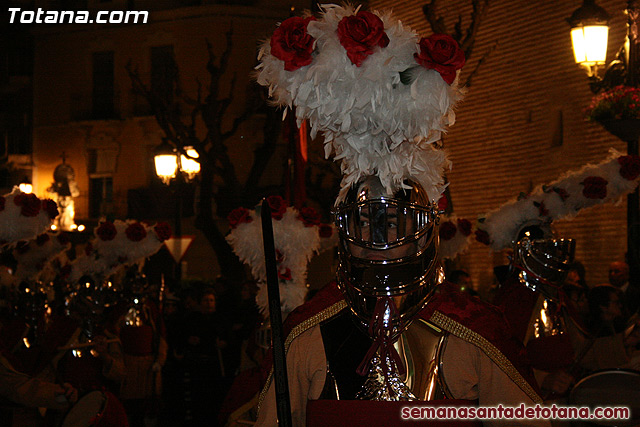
[0,188,58,245]
[68,219,172,284]
[13,232,71,282]
[256,4,464,202]
[226,198,337,315]
[476,150,640,250]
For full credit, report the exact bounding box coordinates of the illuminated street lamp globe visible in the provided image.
[154,139,178,185]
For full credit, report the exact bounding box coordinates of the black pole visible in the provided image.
[628,139,640,290]
[626,1,640,290]
[174,176,183,286]
[261,199,292,427]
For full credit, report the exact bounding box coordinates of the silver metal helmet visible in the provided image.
[333,176,444,334]
[513,221,576,300]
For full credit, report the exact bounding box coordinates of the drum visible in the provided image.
[568,369,640,426]
[62,390,129,427]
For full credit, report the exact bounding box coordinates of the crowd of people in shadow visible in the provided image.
[0,259,638,426]
[0,274,262,427]
[453,259,640,412]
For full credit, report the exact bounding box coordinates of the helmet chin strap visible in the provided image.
[356,296,405,378]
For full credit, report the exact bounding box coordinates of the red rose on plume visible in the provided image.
[618,154,640,180]
[96,221,117,241]
[275,249,284,264]
[475,229,491,246]
[36,233,50,246]
[439,220,457,241]
[57,232,70,245]
[0,196,5,212]
[227,207,253,229]
[582,176,608,199]
[278,267,292,281]
[535,201,549,217]
[271,16,316,71]
[297,207,321,227]
[414,34,465,85]
[154,222,172,242]
[337,10,389,67]
[553,187,570,201]
[14,193,41,217]
[41,199,58,219]
[437,195,448,212]
[319,223,333,238]
[125,222,147,242]
[457,218,472,237]
[266,195,287,220]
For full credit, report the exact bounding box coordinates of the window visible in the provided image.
[92,51,115,119]
[151,45,175,106]
[89,176,113,218]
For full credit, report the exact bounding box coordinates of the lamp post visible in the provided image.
[153,139,200,285]
[568,0,640,289]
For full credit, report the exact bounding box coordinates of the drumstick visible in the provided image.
[57,338,119,351]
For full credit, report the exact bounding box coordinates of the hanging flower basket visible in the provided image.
[598,118,640,143]
[586,85,640,142]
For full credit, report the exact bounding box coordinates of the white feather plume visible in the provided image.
[226,205,337,315]
[13,232,71,282]
[477,150,640,250]
[256,4,463,203]
[0,188,56,245]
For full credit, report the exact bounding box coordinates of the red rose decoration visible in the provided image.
[553,187,570,201]
[271,16,316,71]
[96,221,117,241]
[475,229,491,246]
[125,222,147,242]
[618,154,640,180]
[535,201,549,217]
[36,233,50,246]
[297,207,321,227]
[227,207,253,229]
[414,34,465,85]
[319,223,333,238]
[41,199,58,219]
[14,193,41,217]
[266,195,287,220]
[457,218,472,237]
[57,232,70,245]
[278,267,292,281]
[437,195,448,212]
[0,196,5,212]
[337,11,389,67]
[439,220,457,241]
[154,222,172,242]
[581,176,608,199]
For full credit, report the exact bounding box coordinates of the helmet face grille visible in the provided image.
[515,237,576,298]
[333,175,443,332]
[334,199,437,251]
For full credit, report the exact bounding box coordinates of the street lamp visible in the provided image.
[568,0,640,290]
[567,0,611,78]
[153,139,200,285]
[19,176,32,194]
